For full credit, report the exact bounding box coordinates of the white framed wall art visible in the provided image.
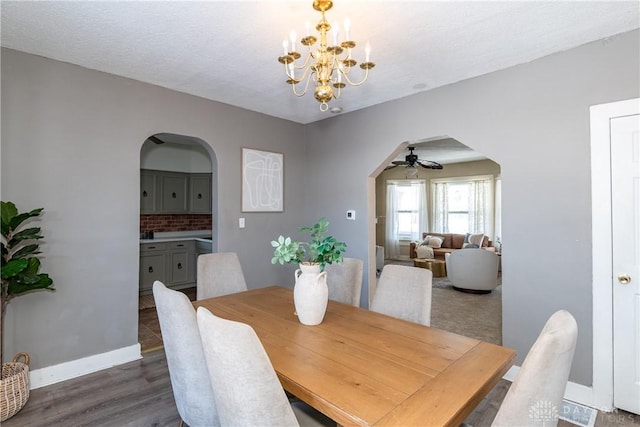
[241,148,284,212]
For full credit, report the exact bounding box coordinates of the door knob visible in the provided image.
[618,274,631,284]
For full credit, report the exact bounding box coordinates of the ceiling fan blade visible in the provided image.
[391,160,409,166]
[417,160,444,170]
[384,164,399,170]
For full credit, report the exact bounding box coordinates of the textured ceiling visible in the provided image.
[1,1,639,125]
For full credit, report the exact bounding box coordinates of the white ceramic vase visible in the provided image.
[293,263,328,325]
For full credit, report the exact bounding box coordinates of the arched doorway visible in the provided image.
[138,133,218,351]
[368,137,503,344]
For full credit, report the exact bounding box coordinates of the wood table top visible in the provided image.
[194,286,515,427]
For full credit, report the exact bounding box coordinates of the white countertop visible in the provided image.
[140,230,212,244]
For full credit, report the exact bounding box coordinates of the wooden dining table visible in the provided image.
[193,286,515,427]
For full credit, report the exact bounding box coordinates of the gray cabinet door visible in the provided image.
[190,174,212,213]
[160,173,189,213]
[140,171,158,214]
[139,253,166,292]
[167,241,195,285]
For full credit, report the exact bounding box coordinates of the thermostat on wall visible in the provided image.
[346,210,356,220]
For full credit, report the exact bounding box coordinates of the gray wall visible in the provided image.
[304,30,640,386]
[0,48,307,369]
[1,28,639,388]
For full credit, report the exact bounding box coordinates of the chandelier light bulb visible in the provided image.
[282,40,288,55]
[365,42,371,62]
[290,30,297,52]
[343,18,351,40]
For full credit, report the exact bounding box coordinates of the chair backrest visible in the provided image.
[370,264,432,326]
[196,307,299,427]
[445,249,499,290]
[324,257,364,306]
[492,310,578,427]
[152,281,219,427]
[197,252,248,300]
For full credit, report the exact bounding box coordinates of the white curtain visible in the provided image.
[432,182,449,233]
[417,182,428,241]
[468,178,493,237]
[385,183,400,260]
[494,177,502,247]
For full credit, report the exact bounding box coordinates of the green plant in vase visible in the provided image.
[1,201,55,369]
[271,217,346,270]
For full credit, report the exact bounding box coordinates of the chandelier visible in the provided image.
[277,0,375,112]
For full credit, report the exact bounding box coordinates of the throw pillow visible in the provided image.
[426,236,443,248]
[416,245,434,259]
[463,233,485,248]
[463,243,480,249]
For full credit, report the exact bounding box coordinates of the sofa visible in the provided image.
[410,232,494,260]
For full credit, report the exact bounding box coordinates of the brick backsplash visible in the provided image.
[140,214,212,232]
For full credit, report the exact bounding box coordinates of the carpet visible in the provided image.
[430,275,502,345]
[385,259,502,345]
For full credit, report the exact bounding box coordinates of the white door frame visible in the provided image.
[590,97,640,411]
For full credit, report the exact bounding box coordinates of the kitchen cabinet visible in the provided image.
[139,240,196,293]
[140,169,212,214]
[140,171,159,214]
[166,241,195,286]
[139,242,167,293]
[160,172,189,213]
[195,239,213,258]
[189,174,212,213]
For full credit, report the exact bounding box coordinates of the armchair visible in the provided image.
[445,249,499,294]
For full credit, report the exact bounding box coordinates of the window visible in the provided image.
[393,181,425,239]
[385,180,427,259]
[446,182,471,234]
[431,175,494,237]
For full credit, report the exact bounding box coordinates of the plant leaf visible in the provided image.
[8,273,54,295]
[12,244,41,259]
[1,201,18,229]
[10,227,43,244]
[1,258,28,278]
[8,208,44,231]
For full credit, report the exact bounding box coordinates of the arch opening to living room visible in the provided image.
[368,136,503,344]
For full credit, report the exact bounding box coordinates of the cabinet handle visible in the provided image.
[177,263,183,270]
[176,244,184,247]
[197,193,202,199]
[143,190,148,197]
[148,266,153,273]
[147,246,156,249]
[172,192,177,198]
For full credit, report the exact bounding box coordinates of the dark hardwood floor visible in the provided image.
[3,348,639,427]
[4,286,638,426]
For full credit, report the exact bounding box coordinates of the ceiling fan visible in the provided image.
[385,146,443,172]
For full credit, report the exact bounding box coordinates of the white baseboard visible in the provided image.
[29,344,142,389]
[504,366,603,410]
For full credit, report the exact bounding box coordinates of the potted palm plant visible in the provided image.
[1,201,55,421]
[271,218,346,325]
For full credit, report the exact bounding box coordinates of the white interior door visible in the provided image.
[611,112,640,414]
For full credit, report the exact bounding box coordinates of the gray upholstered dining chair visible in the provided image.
[196,306,335,427]
[152,281,219,427]
[197,252,248,300]
[324,257,364,306]
[491,310,578,427]
[370,264,432,326]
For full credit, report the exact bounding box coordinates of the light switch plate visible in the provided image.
[346,210,356,220]
[239,217,245,228]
